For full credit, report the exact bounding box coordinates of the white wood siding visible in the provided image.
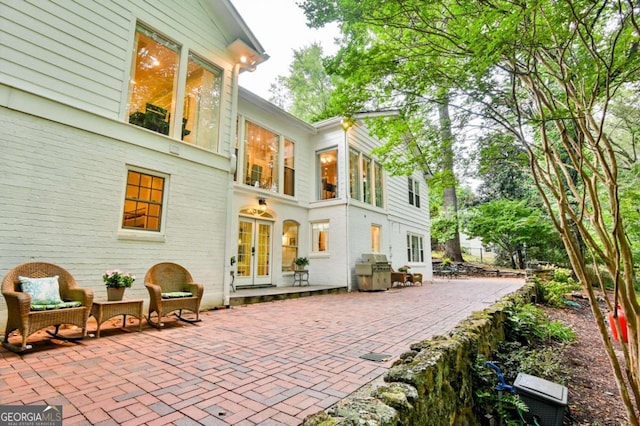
[0,0,235,130]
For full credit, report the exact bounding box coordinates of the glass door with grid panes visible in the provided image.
[236,218,272,287]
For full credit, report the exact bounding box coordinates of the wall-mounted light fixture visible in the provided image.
[258,197,267,211]
[340,117,355,131]
[227,38,269,72]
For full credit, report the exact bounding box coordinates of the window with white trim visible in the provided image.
[408,177,420,207]
[312,222,329,252]
[349,148,384,207]
[407,233,424,263]
[282,220,299,272]
[318,149,338,200]
[127,23,222,150]
[122,168,167,232]
[371,225,381,253]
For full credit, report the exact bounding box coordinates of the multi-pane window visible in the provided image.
[122,170,165,232]
[349,148,361,200]
[244,121,279,191]
[318,149,338,200]
[407,233,424,263]
[284,139,295,196]
[371,225,381,253]
[408,177,421,207]
[312,222,329,252]
[127,24,222,150]
[282,220,299,272]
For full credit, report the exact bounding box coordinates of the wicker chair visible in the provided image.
[411,273,424,286]
[390,269,408,288]
[1,262,94,352]
[144,262,204,329]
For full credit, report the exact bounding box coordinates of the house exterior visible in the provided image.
[0,0,432,330]
[234,89,433,295]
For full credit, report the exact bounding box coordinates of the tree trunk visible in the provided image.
[439,96,464,262]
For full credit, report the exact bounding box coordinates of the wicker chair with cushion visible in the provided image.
[144,262,204,329]
[1,262,94,352]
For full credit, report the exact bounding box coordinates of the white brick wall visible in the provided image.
[0,106,229,327]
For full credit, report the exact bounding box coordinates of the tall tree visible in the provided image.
[268,42,337,122]
[301,0,640,421]
[475,132,532,202]
[438,96,464,262]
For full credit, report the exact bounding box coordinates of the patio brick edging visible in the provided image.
[302,276,537,426]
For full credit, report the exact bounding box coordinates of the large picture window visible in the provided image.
[127,26,179,137]
[318,148,338,200]
[122,169,166,232]
[127,24,222,150]
[244,121,280,191]
[183,53,222,150]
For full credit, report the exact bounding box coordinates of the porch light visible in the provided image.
[227,38,269,72]
[258,197,267,211]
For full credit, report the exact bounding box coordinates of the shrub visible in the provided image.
[536,266,581,307]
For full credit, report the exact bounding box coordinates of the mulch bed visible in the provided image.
[542,293,629,425]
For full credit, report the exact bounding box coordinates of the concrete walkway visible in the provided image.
[0,277,524,425]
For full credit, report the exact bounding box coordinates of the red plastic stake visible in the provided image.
[608,305,628,343]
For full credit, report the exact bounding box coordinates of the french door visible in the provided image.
[236,217,272,287]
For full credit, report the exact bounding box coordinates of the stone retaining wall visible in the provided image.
[302,277,536,426]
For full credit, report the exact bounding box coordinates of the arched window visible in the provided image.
[282,220,299,272]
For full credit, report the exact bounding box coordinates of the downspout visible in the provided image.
[343,122,352,292]
[223,63,241,307]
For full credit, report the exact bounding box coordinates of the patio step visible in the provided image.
[229,285,347,306]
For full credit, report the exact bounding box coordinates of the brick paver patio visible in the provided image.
[0,277,523,425]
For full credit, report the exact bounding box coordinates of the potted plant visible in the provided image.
[103,269,135,301]
[294,257,309,271]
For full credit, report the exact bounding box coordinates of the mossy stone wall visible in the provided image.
[302,278,536,426]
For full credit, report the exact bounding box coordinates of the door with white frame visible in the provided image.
[236,212,273,287]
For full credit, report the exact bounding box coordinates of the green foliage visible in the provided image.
[268,42,338,122]
[294,257,310,266]
[462,199,557,268]
[474,132,534,202]
[473,301,573,423]
[535,267,582,307]
[302,0,640,416]
[504,302,575,346]
[494,341,571,385]
[430,214,458,245]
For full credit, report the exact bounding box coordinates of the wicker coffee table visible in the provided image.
[91,299,144,337]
